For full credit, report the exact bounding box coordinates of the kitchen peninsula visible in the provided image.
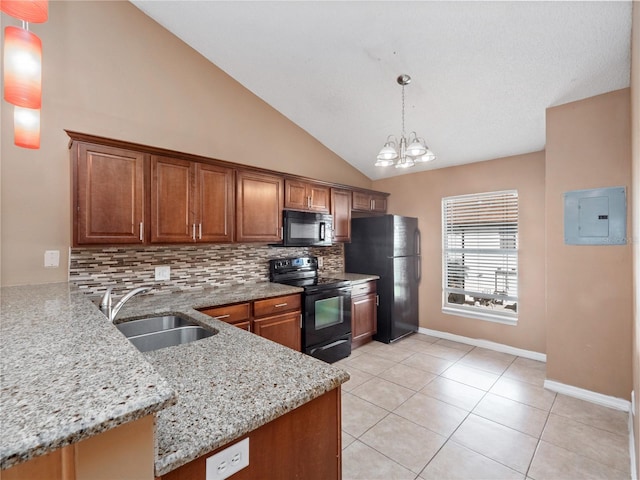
[0,282,349,479]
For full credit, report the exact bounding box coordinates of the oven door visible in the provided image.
[303,286,351,350]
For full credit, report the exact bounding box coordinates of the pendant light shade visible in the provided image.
[0,0,48,23]
[3,26,42,108]
[14,106,40,149]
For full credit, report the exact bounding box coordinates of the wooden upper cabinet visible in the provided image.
[330,188,351,242]
[284,179,330,213]
[236,170,284,242]
[352,191,388,213]
[74,143,145,245]
[150,156,193,243]
[196,163,234,243]
[151,157,234,243]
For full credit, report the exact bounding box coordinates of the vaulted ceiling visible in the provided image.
[131,1,632,180]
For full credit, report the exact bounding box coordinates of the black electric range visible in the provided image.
[269,256,352,363]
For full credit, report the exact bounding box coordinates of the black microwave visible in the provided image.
[281,210,333,247]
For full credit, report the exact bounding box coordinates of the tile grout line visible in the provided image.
[524,391,558,479]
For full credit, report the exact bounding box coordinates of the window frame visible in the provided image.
[441,190,519,325]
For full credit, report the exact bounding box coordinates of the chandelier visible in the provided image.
[375,74,435,169]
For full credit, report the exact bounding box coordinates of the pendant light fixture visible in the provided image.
[3,25,42,108]
[14,106,40,149]
[0,0,48,23]
[1,0,48,149]
[375,74,436,169]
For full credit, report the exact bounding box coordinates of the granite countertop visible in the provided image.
[1,281,350,476]
[0,283,176,470]
[328,272,380,284]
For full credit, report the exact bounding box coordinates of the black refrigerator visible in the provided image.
[345,215,421,343]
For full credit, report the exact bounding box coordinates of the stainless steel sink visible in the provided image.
[116,315,215,352]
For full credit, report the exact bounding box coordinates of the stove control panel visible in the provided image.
[270,256,317,274]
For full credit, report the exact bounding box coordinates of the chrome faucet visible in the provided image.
[99,286,152,323]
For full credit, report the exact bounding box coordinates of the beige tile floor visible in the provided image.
[335,333,631,480]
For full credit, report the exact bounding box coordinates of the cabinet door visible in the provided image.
[284,180,309,211]
[308,184,330,212]
[150,156,194,243]
[285,180,330,213]
[236,170,284,242]
[75,143,145,245]
[352,282,377,349]
[371,194,387,213]
[195,163,234,242]
[352,191,372,211]
[330,188,351,242]
[253,311,301,352]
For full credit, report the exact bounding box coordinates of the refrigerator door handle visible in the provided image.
[415,228,421,256]
[416,255,422,283]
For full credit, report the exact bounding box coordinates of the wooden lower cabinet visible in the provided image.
[351,281,378,349]
[253,311,301,352]
[198,294,301,351]
[198,303,251,330]
[158,388,342,480]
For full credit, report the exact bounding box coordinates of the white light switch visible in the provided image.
[155,265,171,281]
[44,250,60,268]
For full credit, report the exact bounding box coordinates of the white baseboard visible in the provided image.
[543,379,631,412]
[418,327,546,362]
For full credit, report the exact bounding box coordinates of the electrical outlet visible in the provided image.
[155,265,171,281]
[317,256,324,268]
[44,250,60,268]
[205,438,249,480]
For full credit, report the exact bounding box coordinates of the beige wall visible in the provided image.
[373,151,547,353]
[545,89,633,400]
[0,1,371,287]
[631,0,639,474]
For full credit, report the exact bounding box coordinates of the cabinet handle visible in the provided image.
[216,314,230,320]
[376,295,379,306]
[307,196,311,208]
[198,223,202,240]
[370,199,374,210]
[139,222,144,241]
[300,313,302,329]
[192,223,196,240]
[275,303,288,308]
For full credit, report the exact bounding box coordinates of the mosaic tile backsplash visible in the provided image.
[69,243,344,296]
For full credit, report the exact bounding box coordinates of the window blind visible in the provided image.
[442,190,518,321]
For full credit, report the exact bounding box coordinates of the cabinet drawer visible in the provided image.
[199,303,251,324]
[253,294,301,318]
[351,280,376,297]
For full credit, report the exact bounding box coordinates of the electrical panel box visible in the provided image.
[564,186,626,245]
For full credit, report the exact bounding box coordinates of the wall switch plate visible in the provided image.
[155,265,171,281]
[44,250,60,268]
[205,437,249,480]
